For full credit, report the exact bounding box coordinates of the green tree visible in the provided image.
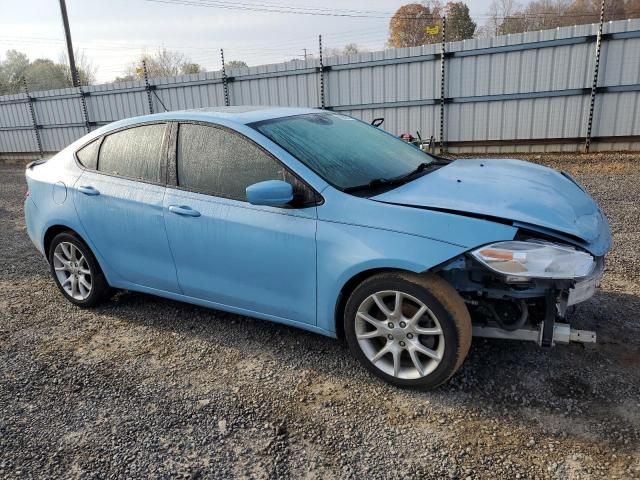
[0,49,97,94]
[0,50,29,94]
[445,2,476,41]
[23,59,69,92]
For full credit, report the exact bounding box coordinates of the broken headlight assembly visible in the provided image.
[470,240,595,281]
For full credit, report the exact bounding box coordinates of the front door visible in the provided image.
[163,122,317,325]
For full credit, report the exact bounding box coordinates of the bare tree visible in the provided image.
[126,48,203,79]
[483,0,521,36]
[342,43,361,55]
[224,60,248,70]
[479,0,637,38]
[324,44,367,57]
[59,49,96,86]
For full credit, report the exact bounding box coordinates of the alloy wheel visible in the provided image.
[52,241,93,301]
[355,290,445,380]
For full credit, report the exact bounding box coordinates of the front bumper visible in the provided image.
[564,256,605,308]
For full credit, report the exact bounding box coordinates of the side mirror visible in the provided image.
[371,117,384,128]
[246,180,294,207]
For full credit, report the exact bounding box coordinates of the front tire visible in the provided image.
[48,231,110,308]
[344,271,472,390]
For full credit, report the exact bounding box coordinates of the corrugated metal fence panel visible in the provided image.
[0,128,37,152]
[153,70,224,111]
[1,18,639,154]
[592,19,640,141]
[30,87,85,150]
[86,79,151,122]
[230,59,320,107]
[0,92,36,152]
[0,96,31,128]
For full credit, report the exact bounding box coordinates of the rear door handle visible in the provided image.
[78,185,100,196]
[168,205,201,217]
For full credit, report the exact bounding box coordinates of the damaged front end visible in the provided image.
[369,158,612,347]
[436,236,604,347]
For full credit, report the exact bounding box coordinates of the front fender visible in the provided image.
[315,219,516,333]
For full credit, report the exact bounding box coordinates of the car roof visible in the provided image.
[105,106,321,130]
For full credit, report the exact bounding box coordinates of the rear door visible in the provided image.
[73,122,180,293]
[163,122,318,325]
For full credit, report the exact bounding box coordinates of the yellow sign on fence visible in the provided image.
[426,25,440,35]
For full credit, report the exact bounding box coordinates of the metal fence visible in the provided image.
[1,18,639,156]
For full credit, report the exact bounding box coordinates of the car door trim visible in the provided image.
[165,187,317,220]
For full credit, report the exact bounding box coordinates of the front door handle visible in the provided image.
[78,185,100,196]
[168,205,201,217]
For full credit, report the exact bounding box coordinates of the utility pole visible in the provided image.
[302,48,308,61]
[58,0,79,87]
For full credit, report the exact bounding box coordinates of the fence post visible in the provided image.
[221,48,230,107]
[585,0,606,152]
[23,78,43,158]
[318,34,326,109]
[77,84,91,134]
[439,15,447,154]
[142,59,154,114]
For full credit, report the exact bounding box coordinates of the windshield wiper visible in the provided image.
[343,161,447,194]
[411,162,433,174]
[344,176,413,193]
[410,159,450,173]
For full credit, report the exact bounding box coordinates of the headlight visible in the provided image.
[470,241,595,280]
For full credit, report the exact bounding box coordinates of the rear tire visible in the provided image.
[48,231,111,308]
[344,271,472,390]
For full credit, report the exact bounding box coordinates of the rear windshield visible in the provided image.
[250,113,434,190]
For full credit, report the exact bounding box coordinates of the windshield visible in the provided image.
[250,112,435,191]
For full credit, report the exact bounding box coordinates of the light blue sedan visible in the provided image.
[24,107,611,389]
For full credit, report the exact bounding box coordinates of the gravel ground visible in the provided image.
[1,153,639,479]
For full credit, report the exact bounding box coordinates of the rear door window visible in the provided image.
[98,124,166,182]
[176,123,286,201]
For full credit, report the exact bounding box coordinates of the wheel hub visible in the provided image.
[391,327,406,340]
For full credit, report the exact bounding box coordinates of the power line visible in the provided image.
[139,0,635,21]
[0,26,385,54]
[139,0,439,19]
[184,0,393,16]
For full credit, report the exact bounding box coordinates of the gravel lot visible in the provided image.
[1,153,639,479]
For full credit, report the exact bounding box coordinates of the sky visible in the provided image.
[1,0,508,83]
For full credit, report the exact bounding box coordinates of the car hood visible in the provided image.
[372,159,611,255]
